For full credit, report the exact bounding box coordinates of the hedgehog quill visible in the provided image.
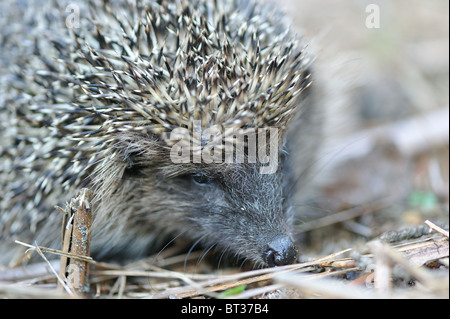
[0,0,325,268]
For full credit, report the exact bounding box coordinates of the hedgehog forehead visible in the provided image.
[158,160,263,180]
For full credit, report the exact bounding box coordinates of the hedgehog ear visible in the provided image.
[115,132,170,169]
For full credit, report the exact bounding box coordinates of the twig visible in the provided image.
[425,220,449,237]
[0,260,60,282]
[332,106,449,165]
[296,199,392,233]
[59,212,73,291]
[147,249,351,298]
[368,241,393,294]
[32,242,76,296]
[225,283,284,299]
[396,235,449,266]
[14,240,94,263]
[367,240,444,293]
[66,188,93,296]
[91,269,217,280]
[275,273,384,299]
[0,282,70,299]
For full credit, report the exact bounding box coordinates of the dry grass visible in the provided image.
[0,217,447,299]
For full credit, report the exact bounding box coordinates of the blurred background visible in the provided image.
[283,0,448,120]
[279,0,449,255]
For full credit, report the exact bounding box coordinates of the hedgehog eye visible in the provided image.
[192,173,211,185]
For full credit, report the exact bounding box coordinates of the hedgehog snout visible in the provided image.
[262,235,298,266]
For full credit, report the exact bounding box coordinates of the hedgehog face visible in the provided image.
[179,164,298,267]
[143,157,299,267]
[89,131,298,267]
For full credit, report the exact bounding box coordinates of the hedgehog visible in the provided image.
[0,0,325,268]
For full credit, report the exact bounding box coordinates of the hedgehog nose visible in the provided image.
[263,236,298,267]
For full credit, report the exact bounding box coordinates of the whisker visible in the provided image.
[155,230,188,261]
[217,247,228,271]
[238,257,249,270]
[184,233,208,274]
[195,243,217,273]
